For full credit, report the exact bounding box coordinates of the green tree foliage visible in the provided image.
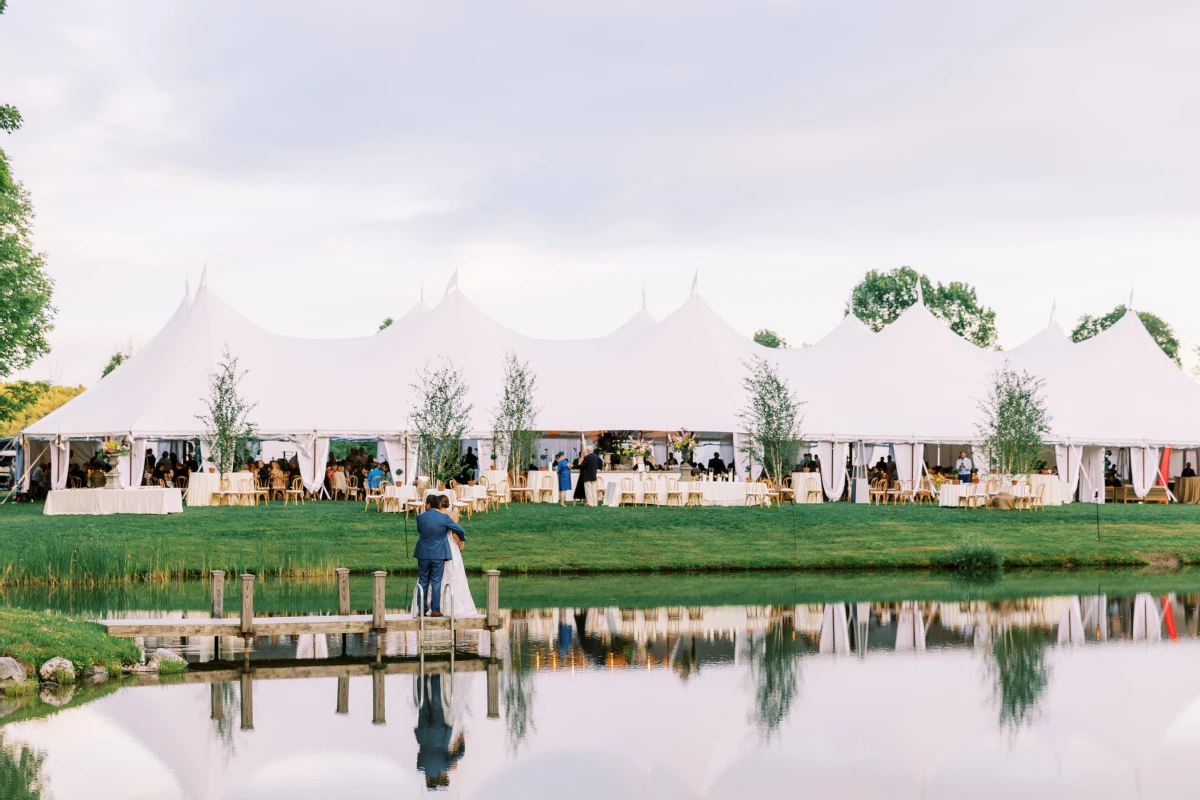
[753,329,788,349]
[195,346,258,474]
[410,357,472,485]
[975,363,1052,477]
[491,351,540,478]
[848,267,998,349]
[738,357,803,480]
[0,734,46,800]
[986,626,1052,732]
[1071,305,1180,365]
[101,347,132,378]
[746,617,802,739]
[0,381,71,432]
[378,317,393,331]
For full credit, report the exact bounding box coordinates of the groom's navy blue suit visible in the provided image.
[414,508,465,613]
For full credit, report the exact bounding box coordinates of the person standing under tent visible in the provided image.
[554,451,572,506]
[708,451,727,476]
[956,451,973,483]
[574,446,603,506]
[461,447,479,483]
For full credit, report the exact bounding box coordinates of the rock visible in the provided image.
[82,666,109,685]
[0,696,28,719]
[147,648,185,666]
[38,657,75,684]
[0,657,26,685]
[39,684,74,706]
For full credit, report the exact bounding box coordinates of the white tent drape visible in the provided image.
[1133,593,1161,642]
[818,603,850,655]
[294,435,330,493]
[50,440,70,490]
[1057,596,1085,646]
[816,442,849,501]
[895,602,926,652]
[1054,444,1083,499]
[1130,446,1159,499]
[892,442,924,489]
[381,438,405,483]
[122,438,146,489]
[1079,446,1105,503]
[731,432,750,478]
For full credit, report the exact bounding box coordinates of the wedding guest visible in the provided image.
[462,447,479,482]
[367,463,385,490]
[708,451,727,476]
[256,459,270,486]
[955,452,972,483]
[574,446,603,506]
[1183,462,1197,478]
[554,451,572,506]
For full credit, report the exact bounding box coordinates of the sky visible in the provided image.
[4,0,1200,387]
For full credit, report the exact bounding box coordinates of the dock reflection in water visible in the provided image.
[4,591,1200,799]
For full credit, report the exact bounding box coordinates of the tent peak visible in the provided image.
[641,284,647,310]
[690,269,698,297]
[444,269,459,298]
[1049,299,1056,325]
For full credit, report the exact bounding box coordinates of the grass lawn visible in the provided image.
[0,607,141,674]
[3,499,1200,584]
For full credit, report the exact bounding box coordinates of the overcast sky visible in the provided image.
[4,0,1200,386]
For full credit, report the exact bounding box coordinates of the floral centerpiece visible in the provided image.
[99,438,131,489]
[669,430,698,459]
[620,437,652,469]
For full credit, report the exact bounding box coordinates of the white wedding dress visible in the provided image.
[411,532,476,616]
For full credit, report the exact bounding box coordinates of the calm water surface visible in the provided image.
[3,573,1200,799]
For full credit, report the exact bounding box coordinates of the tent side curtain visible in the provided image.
[816,441,849,501]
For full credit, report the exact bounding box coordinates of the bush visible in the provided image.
[944,540,1002,580]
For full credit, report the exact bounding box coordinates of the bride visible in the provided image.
[412,495,476,616]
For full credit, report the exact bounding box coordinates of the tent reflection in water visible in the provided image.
[818,603,849,656]
[895,602,926,652]
[1132,593,1162,642]
[1056,596,1085,647]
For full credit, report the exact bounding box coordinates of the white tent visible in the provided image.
[24,280,1200,461]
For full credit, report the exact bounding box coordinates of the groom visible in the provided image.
[414,494,466,617]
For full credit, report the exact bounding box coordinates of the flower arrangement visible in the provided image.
[620,437,652,459]
[100,438,131,458]
[669,430,699,455]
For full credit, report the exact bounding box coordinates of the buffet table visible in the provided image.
[186,471,254,506]
[937,475,1070,508]
[45,488,183,516]
[601,478,767,507]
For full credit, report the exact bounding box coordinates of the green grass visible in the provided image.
[0,607,141,675]
[1,500,1199,585]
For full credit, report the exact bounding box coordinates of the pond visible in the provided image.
[2,570,1200,799]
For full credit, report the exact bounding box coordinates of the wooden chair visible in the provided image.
[363,479,385,512]
[380,482,402,513]
[619,478,636,507]
[884,479,902,505]
[665,478,683,507]
[1029,483,1046,511]
[868,478,886,505]
[777,476,795,504]
[897,479,915,505]
[404,490,425,518]
[595,481,607,504]
[1013,482,1032,510]
[686,482,704,506]
[216,477,238,506]
[330,473,346,501]
[495,480,511,510]
[174,475,188,494]
[252,478,270,505]
[450,488,474,519]
[270,475,287,501]
[805,477,823,504]
[642,478,659,507]
[284,476,305,506]
[956,483,975,509]
[745,482,767,507]
[510,474,534,503]
[68,476,82,489]
[537,474,555,504]
[913,477,935,505]
[764,478,782,508]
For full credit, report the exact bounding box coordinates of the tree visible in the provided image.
[753,329,788,349]
[0,733,47,800]
[195,346,258,475]
[491,351,540,479]
[410,357,472,485]
[101,345,133,378]
[847,267,998,349]
[986,626,1052,732]
[378,317,393,331]
[1071,305,1180,365]
[738,357,803,481]
[0,382,81,434]
[975,363,1052,477]
[746,618,802,740]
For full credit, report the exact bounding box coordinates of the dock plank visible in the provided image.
[100,612,488,638]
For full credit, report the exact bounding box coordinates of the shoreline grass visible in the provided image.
[0,607,141,676]
[2,500,1199,586]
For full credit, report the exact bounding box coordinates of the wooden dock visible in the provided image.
[99,568,502,640]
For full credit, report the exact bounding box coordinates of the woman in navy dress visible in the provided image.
[554,451,572,507]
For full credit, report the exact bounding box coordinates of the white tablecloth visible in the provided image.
[936,476,1067,507]
[790,472,824,504]
[937,482,977,507]
[601,478,768,507]
[1027,474,1069,506]
[45,488,183,516]
[186,471,254,506]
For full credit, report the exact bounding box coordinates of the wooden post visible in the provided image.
[336,675,349,715]
[210,570,225,618]
[487,658,499,719]
[371,666,386,725]
[239,667,254,730]
[336,568,350,615]
[486,569,500,629]
[240,573,255,636]
[210,682,224,721]
[372,571,387,630]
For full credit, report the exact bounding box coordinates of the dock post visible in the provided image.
[336,675,349,716]
[336,567,350,655]
[371,665,386,725]
[336,568,350,614]
[239,666,254,730]
[210,682,224,721]
[240,573,255,650]
[487,657,499,719]
[486,569,501,629]
[211,570,225,618]
[372,571,387,631]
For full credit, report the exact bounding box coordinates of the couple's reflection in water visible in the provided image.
[414,672,466,790]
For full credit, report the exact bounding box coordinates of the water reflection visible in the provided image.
[2,588,1200,798]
